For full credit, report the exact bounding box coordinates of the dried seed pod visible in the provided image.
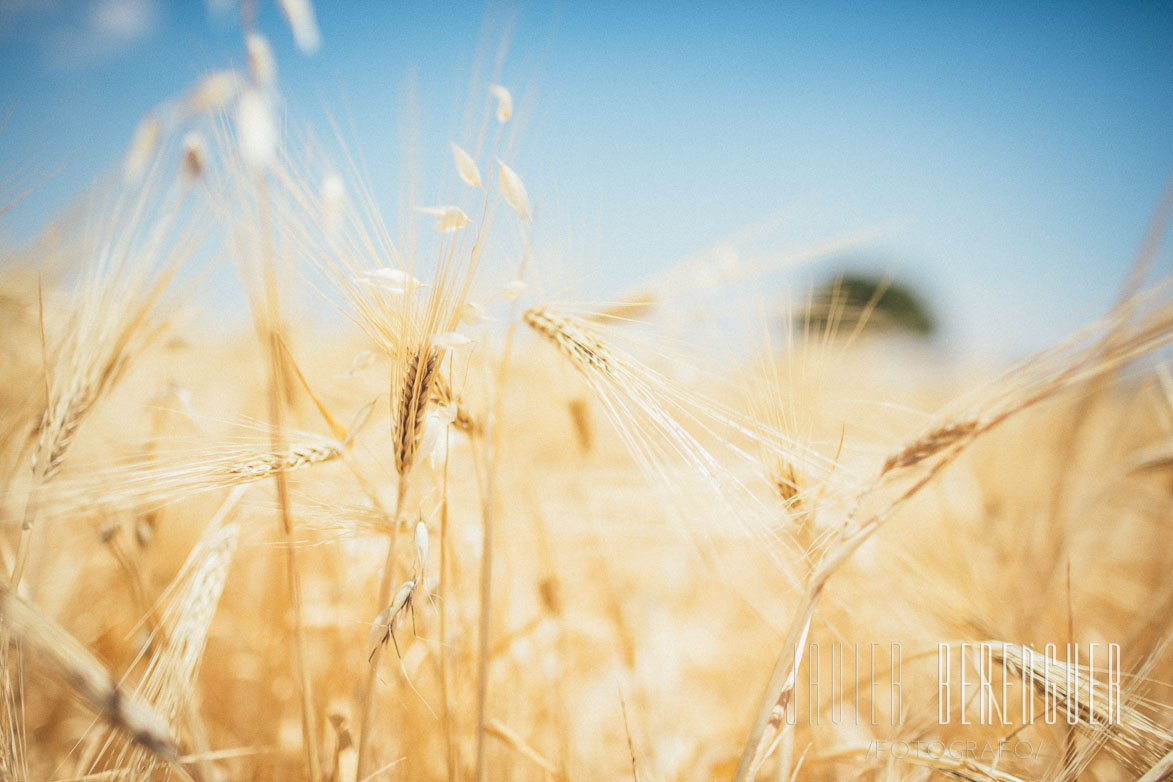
[415,205,471,233]
[367,579,418,660]
[181,132,207,180]
[235,88,277,170]
[497,160,531,221]
[432,331,473,350]
[414,521,429,574]
[502,279,527,302]
[277,0,322,53]
[354,268,424,295]
[489,83,513,123]
[451,142,482,188]
[245,33,277,87]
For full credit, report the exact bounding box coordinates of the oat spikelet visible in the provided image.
[502,279,527,302]
[0,583,177,760]
[394,347,439,475]
[183,70,240,115]
[451,142,482,188]
[416,205,471,233]
[432,372,478,434]
[235,88,277,171]
[497,159,531,222]
[181,132,207,181]
[277,0,322,53]
[488,84,513,123]
[122,115,161,184]
[245,33,278,88]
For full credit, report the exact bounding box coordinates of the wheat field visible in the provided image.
[1,7,1172,782]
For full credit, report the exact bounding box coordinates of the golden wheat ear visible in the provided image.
[15,429,342,526]
[876,283,1173,488]
[32,131,204,486]
[11,133,205,594]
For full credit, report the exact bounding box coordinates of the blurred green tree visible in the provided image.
[800,272,935,337]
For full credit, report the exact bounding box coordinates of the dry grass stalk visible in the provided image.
[0,642,27,782]
[485,719,562,779]
[1138,746,1173,782]
[215,74,326,777]
[618,687,641,782]
[327,709,358,782]
[990,642,1173,772]
[739,597,817,781]
[356,343,442,775]
[811,743,1031,782]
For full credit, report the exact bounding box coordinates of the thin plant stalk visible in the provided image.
[355,477,408,777]
[474,260,530,782]
[256,174,322,782]
[439,423,456,782]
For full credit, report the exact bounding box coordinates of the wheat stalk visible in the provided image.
[15,436,342,525]
[0,582,178,761]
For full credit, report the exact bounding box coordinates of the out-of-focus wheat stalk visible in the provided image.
[82,524,239,779]
[14,152,204,588]
[0,582,179,762]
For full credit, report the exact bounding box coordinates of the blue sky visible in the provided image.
[1,1,1171,356]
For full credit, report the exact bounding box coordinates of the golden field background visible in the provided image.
[1,10,1172,782]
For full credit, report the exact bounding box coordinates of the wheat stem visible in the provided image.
[439,427,456,782]
[257,168,321,782]
[355,477,407,778]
